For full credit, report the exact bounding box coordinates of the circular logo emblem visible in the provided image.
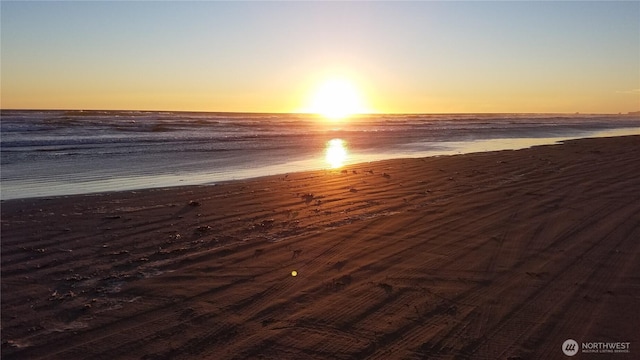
[562,339,579,356]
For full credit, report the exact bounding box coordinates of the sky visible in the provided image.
[1,1,639,114]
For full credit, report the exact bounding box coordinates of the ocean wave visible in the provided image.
[2,110,638,199]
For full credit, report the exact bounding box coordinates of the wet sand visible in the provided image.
[2,136,639,359]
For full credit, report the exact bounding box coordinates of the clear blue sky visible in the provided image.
[2,1,638,113]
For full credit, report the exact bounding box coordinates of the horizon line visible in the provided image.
[2,108,638,116]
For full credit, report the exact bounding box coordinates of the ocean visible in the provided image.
[1,110,638,200]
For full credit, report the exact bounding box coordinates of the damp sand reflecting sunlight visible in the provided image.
[325,139,348,168]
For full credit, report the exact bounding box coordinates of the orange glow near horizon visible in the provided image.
[303,77,371,120]
[2,3,639,115]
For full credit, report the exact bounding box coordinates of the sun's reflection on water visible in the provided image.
[325,139,348,168]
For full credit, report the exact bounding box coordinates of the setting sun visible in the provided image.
[305,78,370,120]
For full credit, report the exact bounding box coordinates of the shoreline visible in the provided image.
[3,128,639,201]
[2,135,639,359]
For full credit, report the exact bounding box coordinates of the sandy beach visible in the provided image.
[2,135,639,359]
